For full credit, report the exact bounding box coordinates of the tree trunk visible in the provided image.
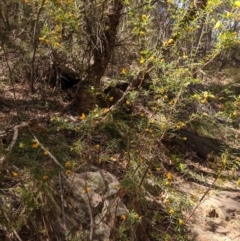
[177,129,224,159]
[72,1,123,113]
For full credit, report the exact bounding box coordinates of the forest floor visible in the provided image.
[0,69,240,241]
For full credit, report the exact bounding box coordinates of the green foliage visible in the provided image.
[1,0,240,240]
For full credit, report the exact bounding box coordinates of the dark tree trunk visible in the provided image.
[72,1,123,113]
[177,129,224,159]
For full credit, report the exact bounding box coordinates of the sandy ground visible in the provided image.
[181,180,240,241]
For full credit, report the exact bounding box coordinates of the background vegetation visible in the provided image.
[0,0,240,240]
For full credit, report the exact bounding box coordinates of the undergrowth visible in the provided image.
[1,1,240,240]
[1,80,240,241]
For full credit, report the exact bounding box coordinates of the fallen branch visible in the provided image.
[100,86,131,123]
[58,172,67,232]
[0,122,28,166]
[27,127,64,169]
[108,86,131,112]
[0,121,64,169]
[84,172,94,241]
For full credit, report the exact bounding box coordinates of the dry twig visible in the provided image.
[27,127,64,169]
[0,121,64,169]
[0,122,28,166]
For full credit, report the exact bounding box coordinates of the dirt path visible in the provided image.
[181,181,240,241]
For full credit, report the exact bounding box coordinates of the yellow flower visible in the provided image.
[214,21,222,30]
[201,98,207,104]
[103,108,109,113]
[24,0,29,4]
[167,172,173,180]
[160,88,164,94]
[86,187,92,192]
[19,142,25,148]
[51,30,56,35]
[55,25,62,32]
[43,175,48,180]
[39,37,45,41]
[193,93,199,99]
[80,113,86,120]
[182,137,187,141]
[135,214,140,219]
[167,0,173,4]
[12,172,18,177]
[234,1,240,7]
[179,219,184,225]
[65,161,71,168]
[169,99,174,105]
[203,91,209,98]
[156,167,161,172]
[226,12,232,18]
[109,96,114,102]
[53,42,60,48]
[32,142,39,149]
[114,185,119,190]
[176,122,185,129]
[120,214,126,220]
[43,150,49,156]
[233,111,238,117]
[139,31,145,36]
[183,53,188,59]
[65,170,72,175]
[110,156,116,161]
[164,198,170,204]
[82,187,92,194]
[140,56,145,64]
[150,56,155,61]
[121,68,127,75]
[125,100,131,106]
[190,199,195,205]
[165,181,170,186]
[141,15,148,21]
[96,144,100,149]
[167,38,174,45]
[169,209,174,215]
[161,123,166,129]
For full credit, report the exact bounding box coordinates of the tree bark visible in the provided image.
[72,1,123,113]
[177,129,224,159]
